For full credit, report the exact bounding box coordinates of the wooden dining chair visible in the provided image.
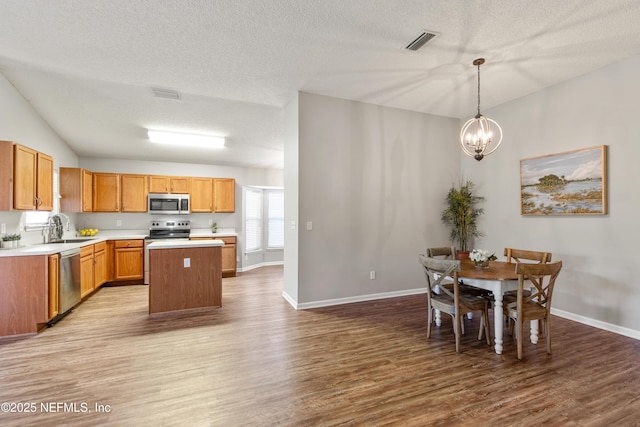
[426,246,492,299]
[506,261,562,360]
[419,255,492,353]
[503,248,552,304]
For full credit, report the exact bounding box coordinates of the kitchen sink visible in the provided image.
[45,239,96,244]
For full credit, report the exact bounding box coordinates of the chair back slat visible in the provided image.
[516,261,562,309]
[426,246,457,260]
[504,248,552,264]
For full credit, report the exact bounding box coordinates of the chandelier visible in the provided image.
[460,58,503,161]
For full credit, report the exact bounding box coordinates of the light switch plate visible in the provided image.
[306,221,313,230]
[116,220,122,227]
[0,223,5,234]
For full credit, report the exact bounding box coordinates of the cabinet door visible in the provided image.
[191,177,213,212]
[48,253,60,320]
[80,246,95,298]
[114,240,144,280]
[94,242,107,288]
[93,173,120,212]
[170,176,191,193]
[13,144,37,210]
[82,170,93,212]
[148,175,169,193]
[36,152,54,211]
[214,178,236,212]
[220,237,237,276]
[121,174,148,212]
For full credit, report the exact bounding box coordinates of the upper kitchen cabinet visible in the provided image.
[93,173,120,212]
[0,141,53,211]
[121,174,148,212]
[213,178,235,212]
[60,167,93,212]
[190,177,213,212]
[148,175,191,194]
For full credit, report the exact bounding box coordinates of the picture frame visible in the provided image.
[520,145,608,215]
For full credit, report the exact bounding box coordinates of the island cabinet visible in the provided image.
[114,240,144,280]
[80,245,95,298]
[0,141,53,211]
[93,172,120,212]
[48,253,60,321]
[190,236,236,276]
[190,177,214,212]
[213,178,235,212]
[148,241,222,315]
[120,174,148,212]
[0,255,49,337]
[60,167,93,212]
[148,175,191,194]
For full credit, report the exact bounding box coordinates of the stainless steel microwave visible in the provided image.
[148,193,190,215]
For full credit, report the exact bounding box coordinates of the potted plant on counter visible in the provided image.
[1,233,21,249]
[441,180,484,259]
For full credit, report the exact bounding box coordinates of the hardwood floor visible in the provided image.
[1,265,638,426]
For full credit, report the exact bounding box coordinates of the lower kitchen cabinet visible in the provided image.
[48,253,60,320]
[94,242,107,288]
[114,240,144,280]
[80,245,95,298]
[190,236,237,277]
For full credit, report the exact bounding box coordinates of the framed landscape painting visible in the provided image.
[520,145,608,215]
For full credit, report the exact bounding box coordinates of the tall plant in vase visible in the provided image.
[441,180,485,257]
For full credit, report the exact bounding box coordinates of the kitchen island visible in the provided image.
[147,239,224,315]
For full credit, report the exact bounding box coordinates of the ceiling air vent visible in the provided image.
[151,88,182,101]
[404,30,439,51]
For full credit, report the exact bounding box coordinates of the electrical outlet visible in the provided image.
[116,220,122,227]
[208,219,213,225]
[0,223,5,234]
[184,258,191,268]
[291,220,296,230]
[306,221,313,230]
[370,271,376,280]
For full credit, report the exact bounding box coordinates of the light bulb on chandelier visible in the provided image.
[460,58,502,161]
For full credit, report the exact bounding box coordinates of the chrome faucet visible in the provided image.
[44,213,72,243]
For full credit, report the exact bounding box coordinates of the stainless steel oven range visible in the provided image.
[143,219,191,284]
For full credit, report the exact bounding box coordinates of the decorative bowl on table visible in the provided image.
[470,249,496,268]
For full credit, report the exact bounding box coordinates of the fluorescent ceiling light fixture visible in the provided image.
[147,130,225,148]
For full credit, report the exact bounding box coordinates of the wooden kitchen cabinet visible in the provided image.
[48,253,60,320]
[60,167,93,212]
[93,242,107,289]
[114,240,144,280]
[93,172,120,212]
[12,143,54,211]
[190,235,237,277]
[121,174,148,212]
[149,175,191,194]
[191,177,214,212]
[80,245,95,298]
[214,178,235,212]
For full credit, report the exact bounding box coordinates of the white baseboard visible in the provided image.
[551,308,640,340]
[284,288,428,310]
[238,261,283,273]
[281,290,638,341]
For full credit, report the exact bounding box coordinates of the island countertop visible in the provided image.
[147,239,224,250]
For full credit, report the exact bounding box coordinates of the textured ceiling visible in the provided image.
[1,0,640,170]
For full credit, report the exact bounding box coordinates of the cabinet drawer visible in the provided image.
[115,240,143,248]
[219,237,236,245]
[80,245,94,258]
[94,241,106,253]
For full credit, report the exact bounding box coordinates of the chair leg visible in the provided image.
[427,308,433,338]
[477,314,484,341]
[454,315,461,353]
[516,318,524,360]
[545,318,552,355]
[483,308,491,345]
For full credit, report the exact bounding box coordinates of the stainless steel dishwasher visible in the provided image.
[52,248,81,324]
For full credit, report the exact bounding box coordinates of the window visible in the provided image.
[244,188,262,252]
[267,190,284,249]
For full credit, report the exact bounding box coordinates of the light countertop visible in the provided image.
[147,239,224,250]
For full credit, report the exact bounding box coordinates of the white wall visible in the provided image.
[289,92,460,306]
[464,55,640,335]
[0,71,79,244]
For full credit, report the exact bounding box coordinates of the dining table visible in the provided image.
[455,259,539,355]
